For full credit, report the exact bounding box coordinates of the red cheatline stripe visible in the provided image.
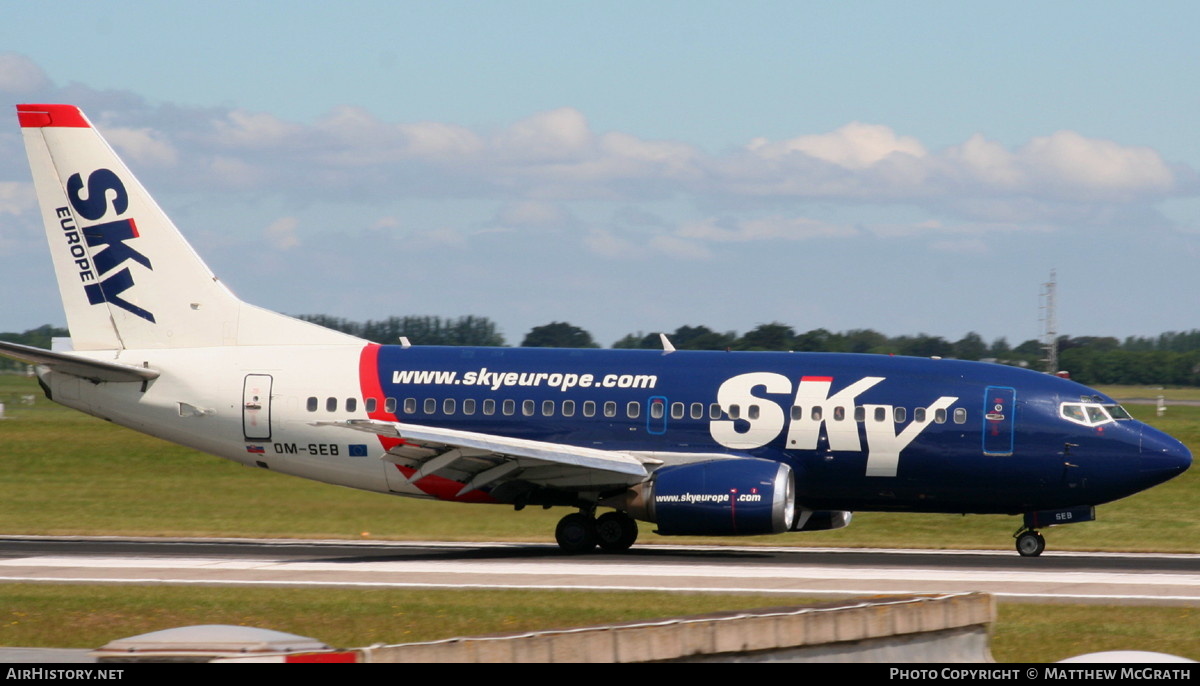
[800,376,833,382]
[16,104,90,128]
[285,651,360,663]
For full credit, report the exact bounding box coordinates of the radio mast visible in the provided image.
[1040,270,1058,373]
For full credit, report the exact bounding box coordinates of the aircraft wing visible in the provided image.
[0,341,159,383]
[316,419,656,495]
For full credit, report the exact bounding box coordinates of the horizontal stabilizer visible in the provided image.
[0,340,159,383]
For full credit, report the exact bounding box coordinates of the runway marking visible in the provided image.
[0,575,1196,605]
[1,555,1198,587]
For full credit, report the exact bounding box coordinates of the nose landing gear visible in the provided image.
[1014,528,1046,557]
[1013,506,1096,557]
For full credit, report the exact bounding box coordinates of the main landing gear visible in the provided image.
[1014,528,1046,557]
[555,510,639,554]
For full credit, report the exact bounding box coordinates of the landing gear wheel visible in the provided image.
[594,511,638,552]
[555,512,597,554]
[1016,531,1046,557]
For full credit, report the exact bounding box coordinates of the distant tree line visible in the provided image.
[6,319,1200,386]
[0,324,67,372]
[296,314,506,347]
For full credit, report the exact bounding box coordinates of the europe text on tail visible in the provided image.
[3,104,1190,555]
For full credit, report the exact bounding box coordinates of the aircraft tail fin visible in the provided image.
[17,104,361,350]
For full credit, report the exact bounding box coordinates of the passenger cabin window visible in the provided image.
[894,407,906,423]
[402,398,415,414]
[691,403,704,420]
[542,400,555,416]
[483,399,496,415]
[306,397,318,412]
[604,401,617,418]
[583,400,596,417]
[443,398,456,415]
[463,399,476,415]
[346,398,357,413]
[503,399,515,416]
[671,403,684,420]
[626,401,640,419]
[326,397,337,412]
[650,401,664,419]
[365,398,377,413]
[385,397,397,414]
[522,399,535,417]
[562,400,576,417]
[953,408,967,424]
[423,398,436,414]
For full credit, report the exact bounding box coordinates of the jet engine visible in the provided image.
[612,458,795,536]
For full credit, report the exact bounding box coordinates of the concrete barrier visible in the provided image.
[361,592,995,663]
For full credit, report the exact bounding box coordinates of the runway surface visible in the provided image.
[0,536,1197,606]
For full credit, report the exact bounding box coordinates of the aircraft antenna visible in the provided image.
[1040,270,1058,374]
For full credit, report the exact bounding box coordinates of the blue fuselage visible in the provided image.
[361,346,1191,515]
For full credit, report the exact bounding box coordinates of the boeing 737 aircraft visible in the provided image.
[2,104,1191,556]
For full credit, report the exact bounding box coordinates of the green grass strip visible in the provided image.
[0,584,1195,663]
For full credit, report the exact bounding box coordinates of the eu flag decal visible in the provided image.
[348,444,369,457]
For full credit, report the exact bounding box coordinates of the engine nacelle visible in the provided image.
[612,458,795,536]
[791,509,852,532]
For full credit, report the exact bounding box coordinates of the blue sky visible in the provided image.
[2,1,1198,347]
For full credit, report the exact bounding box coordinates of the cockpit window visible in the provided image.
[1105,404,1132,420]
[1059,402,1132,427]
[1061,404,1087,424]
[1085,405,1108,425]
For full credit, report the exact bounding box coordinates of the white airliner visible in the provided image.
[1,104,1190,556]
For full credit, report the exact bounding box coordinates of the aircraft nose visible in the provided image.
[1140,424,1192,482]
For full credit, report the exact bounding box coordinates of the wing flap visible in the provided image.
[316,418,653,485]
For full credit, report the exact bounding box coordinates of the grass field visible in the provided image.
[1,373,1197,661]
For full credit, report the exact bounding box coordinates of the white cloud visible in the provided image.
[0,53,50,93]
[677,216,859,242]
[104,128,178,167]
[399,121,484,160]
[208,155,265,188]
[747,122,927,169]
[265,216,300,250]
[583,228,640,258]
[371,216,402,231]
[1019,130,1174,197]
[212,110,306,149]
[0,182,34,216]
[0,50,1188,252]
[494,108,592,161]
[422,225,467,247]
[649,234,712,260]
[496,200,569,228]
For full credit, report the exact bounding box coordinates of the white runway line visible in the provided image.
[1,555,1198,587]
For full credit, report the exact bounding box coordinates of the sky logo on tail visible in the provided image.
[59,168,155,323]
